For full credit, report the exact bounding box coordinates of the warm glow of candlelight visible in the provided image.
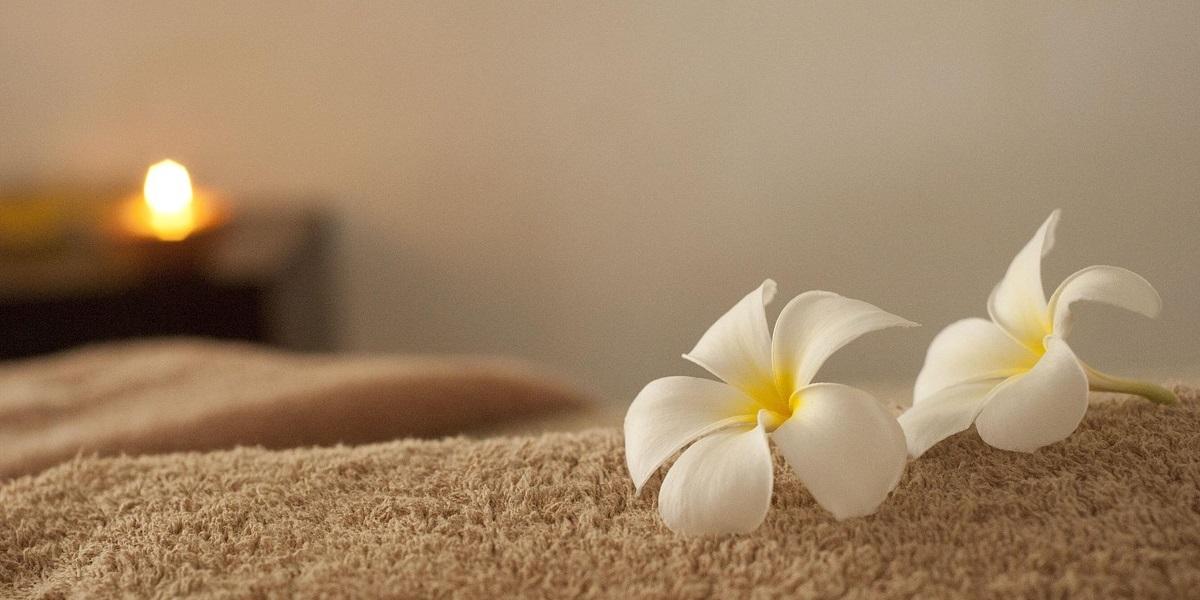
[142,159,197,241]
[116,159,225,243]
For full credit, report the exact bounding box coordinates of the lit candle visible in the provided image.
[121,159,223,242]
[142,159,197,241]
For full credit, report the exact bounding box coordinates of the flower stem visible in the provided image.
[1083,364,1178,406]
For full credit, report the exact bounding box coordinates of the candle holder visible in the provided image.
[108,216,228,275]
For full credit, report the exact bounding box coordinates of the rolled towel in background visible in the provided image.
[0,338,592,479]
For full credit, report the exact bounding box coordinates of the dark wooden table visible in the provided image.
[0,207,334,359]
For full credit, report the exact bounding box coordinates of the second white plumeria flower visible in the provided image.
[900,210,1175,458]
[625,280,916,535]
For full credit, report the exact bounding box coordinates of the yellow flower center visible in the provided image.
[741,379,797,432]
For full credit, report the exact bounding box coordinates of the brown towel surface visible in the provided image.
[1,386,1197,598]
[0,338,588,479]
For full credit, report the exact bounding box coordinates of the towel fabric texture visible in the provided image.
[0,339,588,479]
[2,385,1197,598]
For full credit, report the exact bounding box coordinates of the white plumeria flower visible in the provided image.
[900,210,1175,458]
[624,280,916,535]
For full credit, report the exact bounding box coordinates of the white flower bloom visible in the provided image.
[624,280,916,535]
[900,210,1174,459]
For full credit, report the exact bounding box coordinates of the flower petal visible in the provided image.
[683,280,778,399]
[772,383,907,520]
[657,416,773,535]
[771,291,917,393]
[975,336,1089,453]
[898,381,998,458]
[1047,265,1162,338]
[912,318,1039,405]
[987,210,1060,349]
[624,376,756,492]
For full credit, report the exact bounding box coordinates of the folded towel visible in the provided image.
[1,385,1195,598]
[0,338,589,479]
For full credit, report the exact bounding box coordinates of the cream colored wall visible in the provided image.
[2,2,1198,404]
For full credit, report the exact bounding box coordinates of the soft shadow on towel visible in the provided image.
[0,338,591,479]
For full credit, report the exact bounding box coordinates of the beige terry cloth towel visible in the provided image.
[1,385,1197,599]
[0,338,589,479]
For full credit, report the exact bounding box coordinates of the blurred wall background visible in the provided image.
[2,1,1198,404]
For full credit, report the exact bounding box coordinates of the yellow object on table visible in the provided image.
[0,194,70,254]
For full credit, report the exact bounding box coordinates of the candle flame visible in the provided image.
[142,159,196,241]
